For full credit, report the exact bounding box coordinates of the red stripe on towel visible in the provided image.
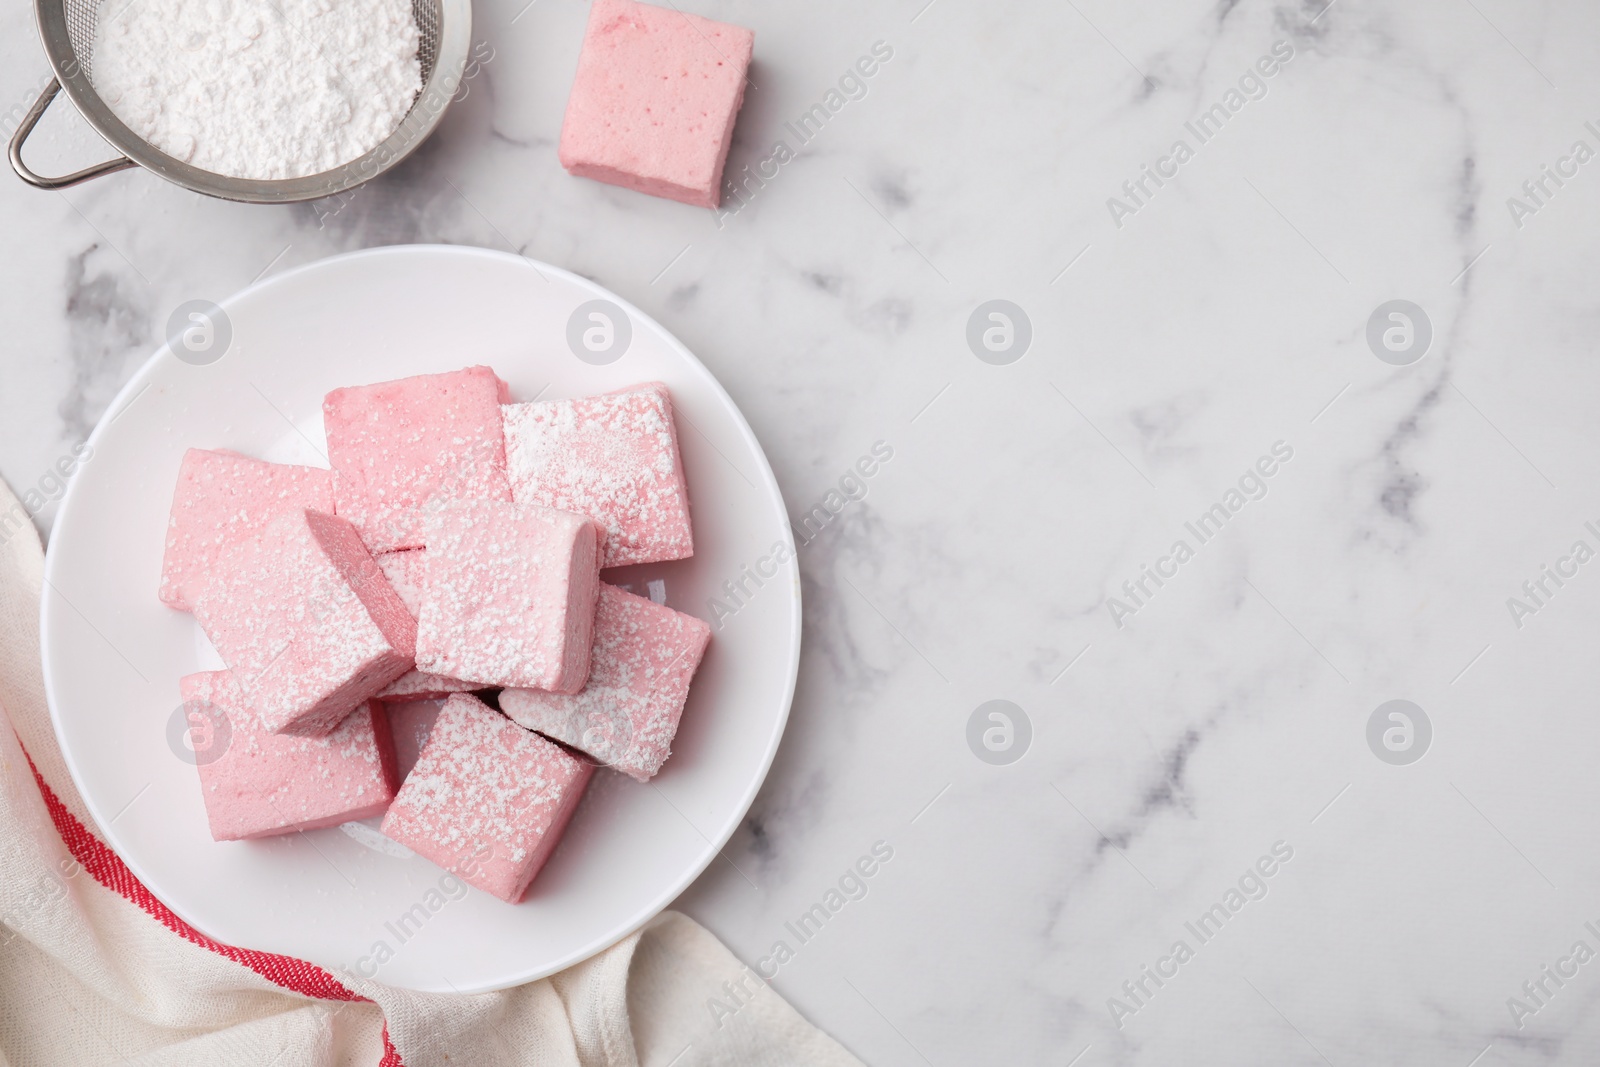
[20,741,406,1065]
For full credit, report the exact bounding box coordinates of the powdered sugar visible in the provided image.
[91,0,421,180]
[502,383,694,568]
[381,694,593,903]
[191,508,415,735]
[500,583,710,781]
[413,501,601,692]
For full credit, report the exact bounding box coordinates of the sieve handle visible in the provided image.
[9,78,138,190]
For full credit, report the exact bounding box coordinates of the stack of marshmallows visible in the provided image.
[161,367,711,904]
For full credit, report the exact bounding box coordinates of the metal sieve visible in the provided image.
[9,0,469,202]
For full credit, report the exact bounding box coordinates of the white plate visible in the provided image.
[40,245,800,993]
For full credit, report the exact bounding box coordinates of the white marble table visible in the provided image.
[6,0,1600,1062]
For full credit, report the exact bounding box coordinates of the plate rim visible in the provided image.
[39,243,801,992]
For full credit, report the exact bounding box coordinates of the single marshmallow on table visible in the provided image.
[501,584,710,782]
[323,365,513,553]
[159,448,334,612]
[193,508,417,736]
[414,500,602,692]
[373,549,477,702]
[180,670,398,841]
[502,383,693,568]
[381,693,594,903]
[558,0,754,209]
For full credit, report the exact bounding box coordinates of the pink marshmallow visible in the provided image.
[373,550,477,702]
[381,693,593,903]
[502,383,693,568]
[159,449,334,612]
[414,501,601,692]
[501,583,710,781]
[193,509,417,736]
[558,0,754,209]
[323,366,513,553]
[180,670,397,841]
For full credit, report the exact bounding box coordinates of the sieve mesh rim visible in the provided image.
[32,0,462,202]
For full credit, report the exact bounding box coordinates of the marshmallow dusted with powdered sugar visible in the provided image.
[181,670,398,841]
[192,508,417,736]
[323,366,513,553]
[413,501,602,692]
[381,693,594,903]
[500,584,710,782]
[159,449,334,613]
[502,383,693,568]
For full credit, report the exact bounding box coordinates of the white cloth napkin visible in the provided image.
[0,477,860,1067]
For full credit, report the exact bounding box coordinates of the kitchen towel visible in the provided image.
[0,478,860,1067]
